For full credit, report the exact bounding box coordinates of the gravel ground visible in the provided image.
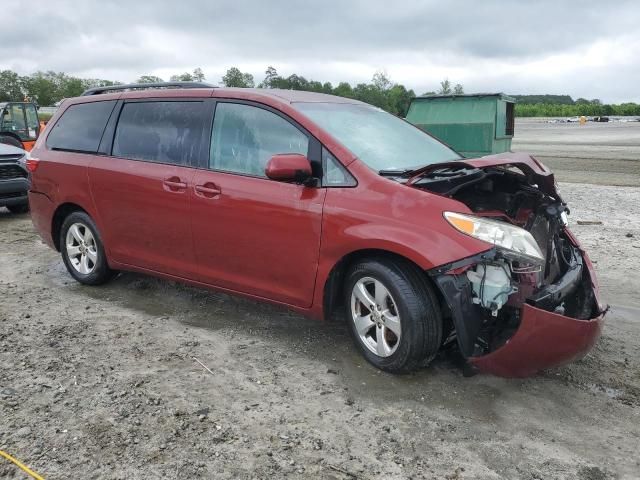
[1,180,639,479]
[512,119,640,186]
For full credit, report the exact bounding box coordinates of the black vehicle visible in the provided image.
[0,143,30,214]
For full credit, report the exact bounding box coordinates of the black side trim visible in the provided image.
[432,274,484,358]
[428,249,495,357]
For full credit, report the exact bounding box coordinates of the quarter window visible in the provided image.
[210,103,309,177]
[47,101,116,153]
[113,101,205,166]
[323,148,356,186]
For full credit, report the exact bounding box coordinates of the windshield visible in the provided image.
[294,102,461,172]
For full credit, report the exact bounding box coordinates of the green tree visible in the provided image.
[22,71,61,106]
[137,75,164,83]
[259,66,280,88]
[387,84,415,117]
[221,67,255,88]
[333,82,354,98]
[438,79,452,94]
[372,70,392,91]
[352,83,390,111]
[282,74,309,90]
[59,76,87,98]
[321,82,333,94]
[0,70,24,102]
[453,83,464,95]
[192,68,205,82]
[170,72,193,81]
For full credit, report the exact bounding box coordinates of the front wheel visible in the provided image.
[60,211,114,285]
[344,258,442,373]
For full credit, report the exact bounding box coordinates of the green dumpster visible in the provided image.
[405,93,515,158]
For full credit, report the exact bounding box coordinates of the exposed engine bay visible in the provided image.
[410,163,601,357]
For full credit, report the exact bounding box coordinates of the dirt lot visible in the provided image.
[1,121,640,479]
[512,119,640,186]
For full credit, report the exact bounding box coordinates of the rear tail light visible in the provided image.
[26,158,40,172]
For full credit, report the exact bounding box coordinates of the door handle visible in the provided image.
[194,183,221,198]
[163,177,187,191]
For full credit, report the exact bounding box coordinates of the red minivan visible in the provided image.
[28,83,606,377]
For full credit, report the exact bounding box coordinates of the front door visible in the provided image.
[190,101,326,307]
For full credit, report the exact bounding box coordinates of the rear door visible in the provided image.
[190,101,326,307]
[89,99,207,278]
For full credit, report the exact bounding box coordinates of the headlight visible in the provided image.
[444,211,544,262]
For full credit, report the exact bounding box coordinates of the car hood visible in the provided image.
[0,143,26,156]
[407,152,560,199]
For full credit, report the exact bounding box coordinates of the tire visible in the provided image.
[0,135,24,149]
[7,203,29,214]
[344,258,442,373]
[60,211,114,285]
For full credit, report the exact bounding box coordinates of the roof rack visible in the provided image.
[81,81,215,96]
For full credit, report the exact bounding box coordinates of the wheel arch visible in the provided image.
[321,248,446,321]
[51,202,89,251]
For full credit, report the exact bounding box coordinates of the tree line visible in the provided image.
[0,66,461,117]
[515,102,640,117]
[1,66,638,117]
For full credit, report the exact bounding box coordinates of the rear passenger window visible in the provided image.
[112,101,205,166]
[47,101,116,153]
[210,103,308,177]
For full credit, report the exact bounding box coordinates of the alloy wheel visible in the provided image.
[350,276,401,357]
[65,223,98,275]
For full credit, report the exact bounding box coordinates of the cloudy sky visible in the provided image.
[2,0,639,102]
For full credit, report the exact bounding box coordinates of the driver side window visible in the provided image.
[210,103,309,177]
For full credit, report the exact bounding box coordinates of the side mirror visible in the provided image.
[265,153,313,183]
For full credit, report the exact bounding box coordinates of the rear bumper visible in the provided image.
[0,178,29,207]
[28,191,56,249]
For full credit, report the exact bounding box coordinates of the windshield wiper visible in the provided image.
[378,168,415,177]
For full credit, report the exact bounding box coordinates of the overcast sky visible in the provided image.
[2,1,639,102]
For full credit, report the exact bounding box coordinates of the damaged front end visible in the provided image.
[413,154,607,377]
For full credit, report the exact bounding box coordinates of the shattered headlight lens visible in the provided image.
[444,211,544,262]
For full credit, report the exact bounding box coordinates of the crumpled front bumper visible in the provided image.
[469,302,604,377]
[469,245,606,378]
[431,230,607,378]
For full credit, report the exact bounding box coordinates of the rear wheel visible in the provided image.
[344,258,442,373]
[60,211,114,285]
[0,135,24,149]
[7,203,29,214]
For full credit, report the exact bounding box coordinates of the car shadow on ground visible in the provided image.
[69,268,470,391]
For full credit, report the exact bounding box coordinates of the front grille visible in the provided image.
[0,154,24,162]
[0,164,27,180]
